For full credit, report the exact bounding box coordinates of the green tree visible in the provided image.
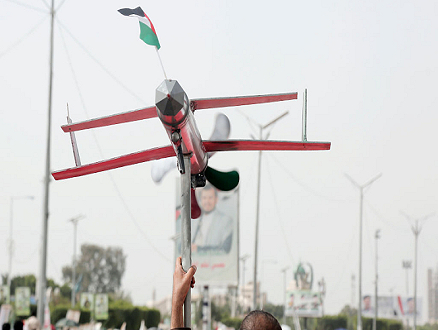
[62,244,126,293]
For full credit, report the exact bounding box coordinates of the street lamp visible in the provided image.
[261,259,277,310]
[69,215,85,307]
[401,212,435,330]
[373,229,381,330]
[252,111,289,310]
[402,260,412,330]
[8,195,34,288]
[240,254,250,312]
[345,173,382,330]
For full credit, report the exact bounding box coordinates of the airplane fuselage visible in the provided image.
[155,80,208,177]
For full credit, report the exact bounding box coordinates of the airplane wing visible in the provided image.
[203,140,331,152]
[61,106,157,133]
[61,92,297,133]
[190,92,298,110]
[52,145,174,180]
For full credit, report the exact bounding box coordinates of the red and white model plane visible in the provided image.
[52,79,330,216]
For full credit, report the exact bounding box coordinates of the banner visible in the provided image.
[94,294,108,320]
[362,295,423,320]
[15,287,31,316]
[175,182,239,286]
[0,286,10,304]
[285,291,323,318]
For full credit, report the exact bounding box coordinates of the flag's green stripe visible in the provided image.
[139,21,160,49]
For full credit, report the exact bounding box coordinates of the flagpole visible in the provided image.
[155,47,168,80]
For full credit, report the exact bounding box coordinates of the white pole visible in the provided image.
[345,173,382,330]
[38,0,55,322]
[155,48,168,80]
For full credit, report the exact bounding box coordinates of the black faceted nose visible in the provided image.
[155,80,186,116]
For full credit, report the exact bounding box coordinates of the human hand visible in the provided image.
[172,256,197,307]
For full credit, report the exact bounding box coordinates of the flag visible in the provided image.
[118,7,161,49]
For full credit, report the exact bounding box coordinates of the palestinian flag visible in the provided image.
[118,7,161,49]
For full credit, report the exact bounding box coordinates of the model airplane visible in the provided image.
[52,79,330,216]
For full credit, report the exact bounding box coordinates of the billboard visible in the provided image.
[15,287,30,316]
[0,286,10,304]
[80,293,94,310]
[95,294,108,320]
[285,291,323,318]
[175,182,239,286]
[362,295,423,320]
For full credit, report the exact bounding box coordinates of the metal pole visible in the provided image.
[38,0,55,323]
[302,89,307,142]
[71,221,77,307]
[374,230,380,330]
[181,153,192,328]
[8,198,14,289]
[69,216,84,307]
[253,133,262,310]
[251,113,288,311]
[413,221,418,330]
[403,261,411,330]
[345,173,382,330]
[358,188,363,330]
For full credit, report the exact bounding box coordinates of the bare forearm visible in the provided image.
[171,302,184,329]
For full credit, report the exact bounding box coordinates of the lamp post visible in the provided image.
[373,229,381,330]
[69,215,85,307]
[402,260,412,330]
[240,254,250,312]
[261,259,277,310]
[281,266,289,325]
[252,111,289,310]
[401,212,435,330]
[345,173,382,330]
[8,195,34,288]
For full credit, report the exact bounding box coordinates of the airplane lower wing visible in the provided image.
[203,140,331,152]
[52,145,174,180]
[61,92,298,133]
[52,139,329,181]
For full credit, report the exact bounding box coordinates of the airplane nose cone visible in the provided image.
[155,80,187,117]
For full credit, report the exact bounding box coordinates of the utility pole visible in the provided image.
[252,111,289,310]
[8,196,34,288]
[401,212,435,330]
[345,173,382,330]
[373,229,381,330]
[69,215,85,307]
[240,254,250,312]
[402,260,412,330]
[282,266,289,325]
[38,0,55,323]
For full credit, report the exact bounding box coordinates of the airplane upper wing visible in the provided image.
[203,140,331,152]
[61,106,157,133]
[52,145,174,180]
[61,92,298,133]
[190,92,298,110]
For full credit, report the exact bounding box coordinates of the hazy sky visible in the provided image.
[1,0,437,320]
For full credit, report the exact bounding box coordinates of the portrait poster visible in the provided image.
[15,287,30,316]
[94,294,108,320]
[285,290,323,318]
[0,286,10,304]
[175,181,239,286]
[361,295,423,321]
[80,293,94,310]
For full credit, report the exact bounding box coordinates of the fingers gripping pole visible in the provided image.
[180,153,192,328]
